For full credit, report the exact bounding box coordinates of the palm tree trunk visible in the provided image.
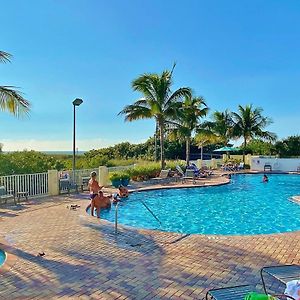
[243,137,247,163]
[200,145,203,161]
[186,137,191,165]
[159,124,165,169]
[154,133,157,161]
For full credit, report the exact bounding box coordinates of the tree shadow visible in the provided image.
[0,211,18,218]
[157,235,299,298]
[0,223,170,299]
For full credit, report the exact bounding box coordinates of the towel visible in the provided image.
[244,292,277,299]
[285,280,300,300]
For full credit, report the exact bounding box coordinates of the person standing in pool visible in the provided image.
[262,174,269,182]
[88,171,103,216]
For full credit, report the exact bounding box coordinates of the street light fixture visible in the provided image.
[72,98,83,186]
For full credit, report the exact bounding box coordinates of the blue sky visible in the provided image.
[1,0,300,151]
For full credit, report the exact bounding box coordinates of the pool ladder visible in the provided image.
[115,202,119,234]
[114,200,162,235]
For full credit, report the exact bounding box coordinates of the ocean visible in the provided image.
[42,151,86,155]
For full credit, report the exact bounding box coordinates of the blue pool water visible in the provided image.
[0,250,6,266]
[97,174,300,235]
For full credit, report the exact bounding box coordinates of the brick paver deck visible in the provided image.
[0,179,299,299]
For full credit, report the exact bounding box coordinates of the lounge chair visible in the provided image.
[175,165,201,182]
[205,264,300,300]
[182,169,197,184]
[176,165,185,177]
[205,284,295,299]
[151,169,171,183]
[260,264,300,295]
[187,163,207,177]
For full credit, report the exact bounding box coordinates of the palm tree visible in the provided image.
[195,130,222,160]
[167,96,208,165]
[119,66,192,169]
[0,51,30,117]
[231,104,277,161]
[201,110,233,145]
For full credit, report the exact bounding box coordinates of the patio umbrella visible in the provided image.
[213,146,240,152]
[213,146,239,158]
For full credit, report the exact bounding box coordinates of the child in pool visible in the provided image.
[113,185,129,204]
[262,174,269,182]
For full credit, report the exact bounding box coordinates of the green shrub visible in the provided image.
[126,163,160,181]
[109,172,123,181]
[107,159,136,167]
[120,172,130,180]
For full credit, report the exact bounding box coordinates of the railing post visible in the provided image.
[48,170,59,196]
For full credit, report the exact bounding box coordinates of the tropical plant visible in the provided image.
[0,51,30,117]
[244,139,276,156]
[231,104,277,161]
[167,95,208,164]
[118,65,192,169]
[275,135,300,157]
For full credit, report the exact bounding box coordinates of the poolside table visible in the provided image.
[16,191,29,203]
[260,264,300,294]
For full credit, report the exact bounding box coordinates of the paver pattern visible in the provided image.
[0,178,299,299]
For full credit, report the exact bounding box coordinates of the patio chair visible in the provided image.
[0,186,16,205]
[264,164,272,172]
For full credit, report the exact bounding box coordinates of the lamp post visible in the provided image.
[72,98,83,184]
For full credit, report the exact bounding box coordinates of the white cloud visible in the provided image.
[1,137,148,151]
[1,138,117,151]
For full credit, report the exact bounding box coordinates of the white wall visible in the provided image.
[251,156,300,172]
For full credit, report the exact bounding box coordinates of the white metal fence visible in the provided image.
[0,173,48,197]
[60,168,99,185]
[0,165,137,199]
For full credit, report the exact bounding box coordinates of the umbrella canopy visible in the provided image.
[213,146,239,152]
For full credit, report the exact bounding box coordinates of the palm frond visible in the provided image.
[0,86,30,117]
[166,87,192,106]
[0,51,12,63]
[132,75,157,103]
[118,104,152,121]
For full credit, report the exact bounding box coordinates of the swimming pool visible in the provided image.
[0,249,6,267]
[98,174,300,235]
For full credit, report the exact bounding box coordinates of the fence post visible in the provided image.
[48,170,59,196]
[211,158,216,169]
[196,159,202,169]
[98,166,109,187]
[246,154,252,166]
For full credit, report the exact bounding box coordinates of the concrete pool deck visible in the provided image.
[0,176,299,299]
